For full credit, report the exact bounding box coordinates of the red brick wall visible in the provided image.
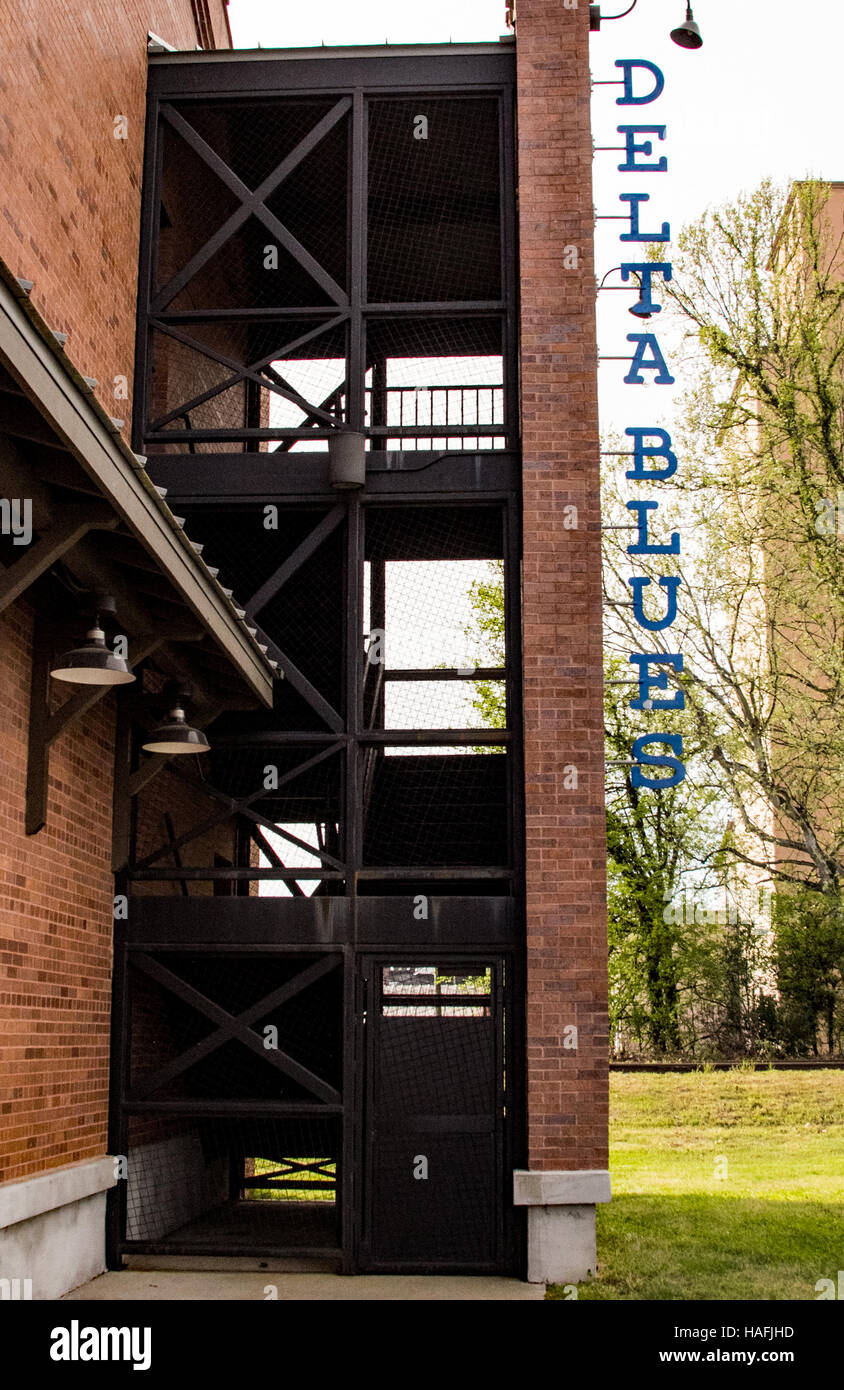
[0,601,115,1183]
[0,1,230,447]
[0,611,241,1183]
[0,0,232,1183]
[516,2,609,1170]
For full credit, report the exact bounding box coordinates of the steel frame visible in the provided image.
[355,951,520,1274]
[112,48,525,1274]
[124,492,521,892]
[135,53,518,455]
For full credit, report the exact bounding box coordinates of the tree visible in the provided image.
[464,561,506,733]
[608,179,844,898]
[463,569,723,1054]
[773,888,844,1054]
[462,182,844,1053]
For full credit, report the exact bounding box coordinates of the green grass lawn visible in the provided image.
[548,1069,844,1300]
[245,1157,336,1202]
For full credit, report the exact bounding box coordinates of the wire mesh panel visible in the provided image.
[361,959,507,1270]
[128,953,343,1102]
[139,74,515,452]
[367,98,502,303]
[178,503,347,719]
[159,98,350,311]
[156,117,243,293]
[365,317,506,449]
[363,755,508,866]
[122,951,343,1255]
[125,1118,341,1254]
[170,99,346,189]
[360,504,510,866]
[149,319,349,450]
[383,680,505,730]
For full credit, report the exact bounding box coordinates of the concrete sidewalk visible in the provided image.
[64,1269,545,1301]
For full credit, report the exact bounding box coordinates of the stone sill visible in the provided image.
[0,1156,116,1230]
[513,1169,611,1206]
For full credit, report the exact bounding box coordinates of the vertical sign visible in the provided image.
[610,58,686,788]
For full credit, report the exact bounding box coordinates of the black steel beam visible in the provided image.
[129,867,343,880]
[154,99,352,313]
[122,1100,342,1115]
[358,728,510,744]
[143,424,507,443]
[383,667,505,681]
[142,451,519,501]
[128,953,341,1100]
[244,505,345,617]
[131,951,342,1104]
[128,866,510,881]
[145,50,515,100]
[344,495,363,885]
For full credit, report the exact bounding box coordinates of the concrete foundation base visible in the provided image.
[513,1169,611,1285]
[0,1157,116,1301]
[525,1204,596,1284]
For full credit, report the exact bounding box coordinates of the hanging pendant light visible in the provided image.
[50,595,135,685]
[671,3,703,49]
[142,685,209,754]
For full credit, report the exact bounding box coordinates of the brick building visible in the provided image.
[0,0,607,1295]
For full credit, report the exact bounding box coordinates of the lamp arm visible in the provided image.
[600,0,638,19]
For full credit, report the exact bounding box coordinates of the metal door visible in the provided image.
[358,957,510,1272]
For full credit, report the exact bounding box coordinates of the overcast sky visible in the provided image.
[226,0,842,430]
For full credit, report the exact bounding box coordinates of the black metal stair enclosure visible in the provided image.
[114,43,523,1274]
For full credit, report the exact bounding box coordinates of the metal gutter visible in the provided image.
[148,41,514,65]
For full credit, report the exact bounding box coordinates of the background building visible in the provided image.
[0,0,607,1294]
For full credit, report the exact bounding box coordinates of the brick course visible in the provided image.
[516,2,609,1171]
[0,601,115,1181]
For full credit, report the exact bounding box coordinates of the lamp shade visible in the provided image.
[142,703,209,755]
[671,5,703,48]
[50,625,135,685]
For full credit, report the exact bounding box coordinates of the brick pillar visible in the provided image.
[514,0,610,1281]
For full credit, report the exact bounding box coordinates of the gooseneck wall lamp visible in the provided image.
[589,1,704,49]
[50,595,135,686]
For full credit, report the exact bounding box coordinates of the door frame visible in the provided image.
[353,950,518,1274]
